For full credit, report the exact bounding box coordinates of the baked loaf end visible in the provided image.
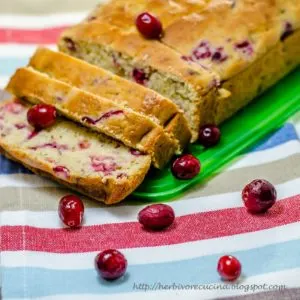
[29,47,191,151]
[6,67,177,169]
[0,99,151,204]
[58,21,220,142]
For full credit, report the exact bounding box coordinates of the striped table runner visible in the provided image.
[1,3,300,299]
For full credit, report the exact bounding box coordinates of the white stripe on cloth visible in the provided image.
[0,44,56,57]
[0,13,87,28]
[0,178,299,227]
[292,112,300,136]
[0,174,58,188]
[2,221,300,269]
[0,76,8,88]
[227,140,299,170]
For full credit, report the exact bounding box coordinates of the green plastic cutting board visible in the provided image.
[132,67,300,202]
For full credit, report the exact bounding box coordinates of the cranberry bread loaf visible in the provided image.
[59,20,220,142]
[0,99,151,204]
[6,67,177,169]
[59,0,300,136]
[29,47,191,151]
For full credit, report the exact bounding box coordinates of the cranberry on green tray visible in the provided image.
[171,154,201,180]
[198,124,221,148]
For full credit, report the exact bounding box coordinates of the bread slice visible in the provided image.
[29,47,191,151]
[0,99,151,204]
[58,21,220,142]
[6,67,177,169]
[59,0,300,140]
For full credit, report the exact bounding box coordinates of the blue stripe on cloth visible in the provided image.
[0,58,29,76]
[2,239,300,298]
[0,123,297,175]
[251,123,299,152]
[0,154,32,174]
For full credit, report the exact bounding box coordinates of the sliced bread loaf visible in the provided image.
[29,47,191,150]
[6,67,177,169]
[0,99,151,204]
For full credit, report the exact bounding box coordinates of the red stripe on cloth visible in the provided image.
[1,195,300,253]
[0,27,67,44]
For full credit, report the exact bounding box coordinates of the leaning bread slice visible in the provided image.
[0,99,151,204]
[29,47,191,151]
[6,67,177,169]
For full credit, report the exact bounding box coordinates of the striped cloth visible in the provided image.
[1,2,300,299]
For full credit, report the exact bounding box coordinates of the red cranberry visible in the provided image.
[135,12,163,39]
[53,165,70,179]
[58,195,84,228]
[5,101,24,114]
[235,40,253,56]
[28,130,40,140]
[79,140,91,149]
[82,110,124,125]
[171,154,200,180]
[95,249,127,280]
[27,104,57,130]
[198,124,221,147]
[29,142,68,151]
[90,157,118,175]
[212,47,228,63]
[217,255,242,281]
[281,22,294,41]
[193,41,212,60]
[82,116,96,125]
[242,179,277,214]
[138,204,175,230]
[64,37,77,52]
[15,123,27,129]
[132,68,148,85]
[99,110,124,121]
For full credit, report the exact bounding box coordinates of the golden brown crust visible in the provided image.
[164,112,191,153]
[215,29,300,124]
[6,68,177,169]
[29,47,191,152]
[0,99,151,205]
